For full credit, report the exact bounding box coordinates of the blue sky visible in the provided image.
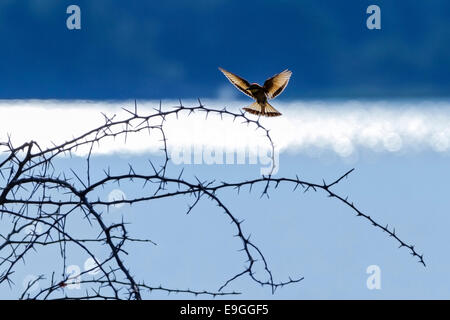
[0,1,450,299]
[104,150,449,299]
[0,1,449,99]
[1,145,449,299]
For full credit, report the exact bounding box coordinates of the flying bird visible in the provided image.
[218,67,292,117]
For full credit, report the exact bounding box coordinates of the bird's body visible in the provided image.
[247,84,267,103]
[218,67,292,117]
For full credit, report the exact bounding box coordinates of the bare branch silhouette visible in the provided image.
[0,100,424,300]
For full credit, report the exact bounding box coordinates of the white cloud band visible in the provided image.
[1,99,450,158]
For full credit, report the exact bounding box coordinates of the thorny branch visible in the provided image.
[0,100,424,300]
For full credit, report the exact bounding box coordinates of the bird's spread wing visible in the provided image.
[263,69,292,99]
[218,67,253,98]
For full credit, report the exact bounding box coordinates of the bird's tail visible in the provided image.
[243,101,282,117]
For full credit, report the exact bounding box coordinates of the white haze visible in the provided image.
[1,99,450,159]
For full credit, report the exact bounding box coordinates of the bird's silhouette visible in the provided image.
[219,67,292,117]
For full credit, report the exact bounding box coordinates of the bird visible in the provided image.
[218,67,292,117]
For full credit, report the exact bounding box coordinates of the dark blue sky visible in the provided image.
[0,0,449,99]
